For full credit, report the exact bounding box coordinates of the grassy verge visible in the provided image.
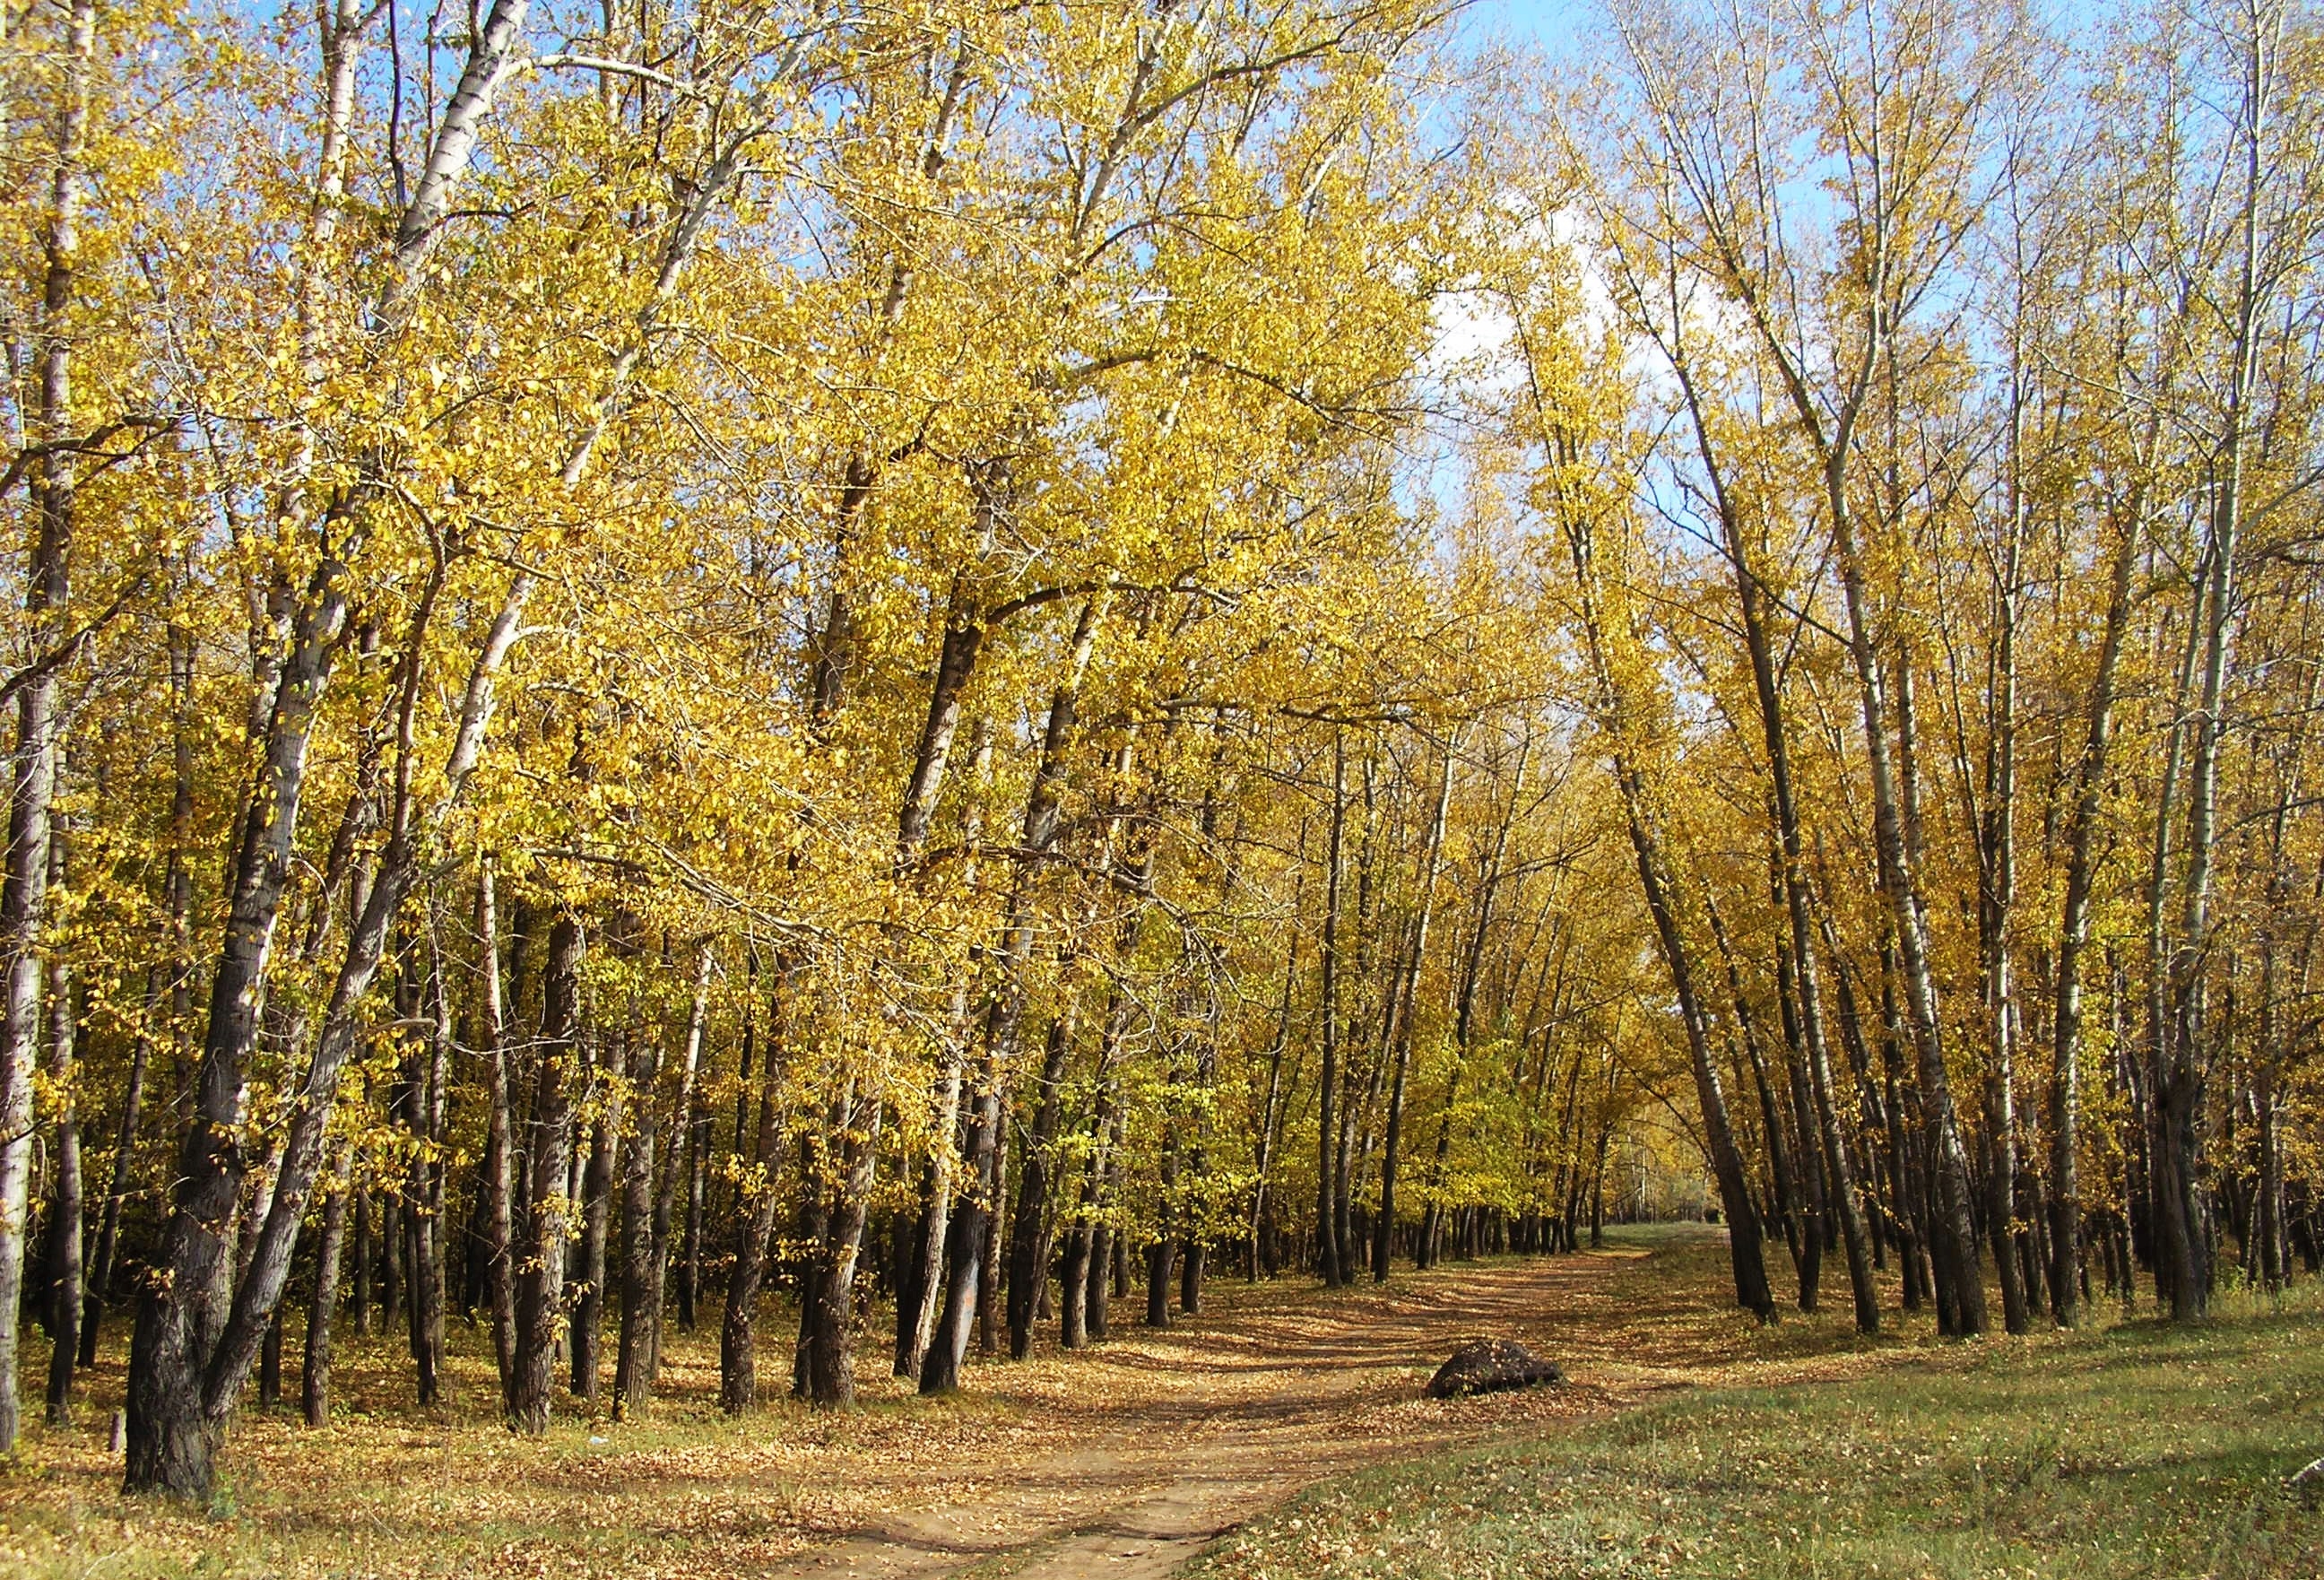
[1187,1259,2324,1580]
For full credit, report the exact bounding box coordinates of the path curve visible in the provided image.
[767,1239,1708,1580]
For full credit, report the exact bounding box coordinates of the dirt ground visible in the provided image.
[761,1244,1688,1580]
[4,1227,1829,1578]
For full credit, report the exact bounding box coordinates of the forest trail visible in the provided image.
[5,1228,1792,1580]
[765,1233,1722,1580]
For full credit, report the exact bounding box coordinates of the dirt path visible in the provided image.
[8,1226,1905,1580]
[765,1237,1717,1580]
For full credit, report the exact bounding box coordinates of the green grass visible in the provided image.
[1188,1270,2324,1580]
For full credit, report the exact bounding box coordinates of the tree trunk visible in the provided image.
[2048,511,2138,1324]
[613,1026,659,1417]
[301,1144,352,1426]
[407,938,451,1402]
[81,972,151,1367]
[1007,1007,1076,1359]
[922,1063,999,1393]
[897,1037,966,1381]
[1315,735,1347,1286]
[719,967,788,1414]
[44,944,82,1423]
[1375,746,1452,1280]
[123,556,351,1495]
[1880,650,1988,1334]
[1557,507,1773,1319]
[655,948,710,1359]
[475,862,517,1390]
[570,1036,620,1409]
[803,1075,880,1405]
[508,915,583,1433]
[0,0,94,1454]
[1086,1092,1123,1341]
[927,605,1095,1380]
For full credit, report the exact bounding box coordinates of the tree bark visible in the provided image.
[802,1073,880,1405]
[1007,1006,1077,1359]
[2047,509,2138,1324]
[717,1038,787,1412]
[1375,745,1453,1280]
[570,1034,620,1409]
[0,0,95,1454]
[475,862,517,1390]
[301,1143,352,1427]
[43,942,81,1423]
[613,1023,659,1417]
[508,914,584,1433]
[924,601,1097,1383]
[1315,736,1347,1285]
[81,968,150,1367]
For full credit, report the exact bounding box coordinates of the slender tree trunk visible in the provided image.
[681,1097,707,1331]
[508,915,584,1433]
[1734,487,1875,1326]
[1706,888,1800,1265]
[352,1185,372,1337]
[475,862,517,1390]
[654,947,709,1364]
[924,1055,1002,1392]
[978,1135,1006,1353]
[613,1028,658,1417]
[928,608,1095,1376]
[1881,648,1988,1334]
[1007,1006,1076,1359]
[1770,919,1826,1310]
[719,954,791,1413]
[1145,1135,1179,1330]
[1086,1094,1123,1341]
[898,1027,967,1380]
[571,1036,620,1408]
[44,943,81,1422]
[407,937,451,1402]
[1316,736,1347,1286]
[301,1143,352,1427]
[0,0,94,1454]
[1376,745,1452,1280]
[804,1075,880,1405]
[1557,508,1773,1318]
[2047,508,2138,1324]
[895,719,1002,1381]
[1971,520,2034,1336]
[81,971,150,1367]
[1062,1032,1126,1349]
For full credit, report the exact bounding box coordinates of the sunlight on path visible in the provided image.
[767,1233,1719,1580]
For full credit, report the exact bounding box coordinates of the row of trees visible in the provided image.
[1523,0,2324,1341]
[0,0,2313,1506]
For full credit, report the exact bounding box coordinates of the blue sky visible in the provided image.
[1479,0,2126,55]
[1478,0,1590,54]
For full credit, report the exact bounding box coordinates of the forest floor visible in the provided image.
[0,1223,1757,1578]
[6,1225,2315,1578]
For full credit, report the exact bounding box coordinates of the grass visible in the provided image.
[1187,1238,2324,1580]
